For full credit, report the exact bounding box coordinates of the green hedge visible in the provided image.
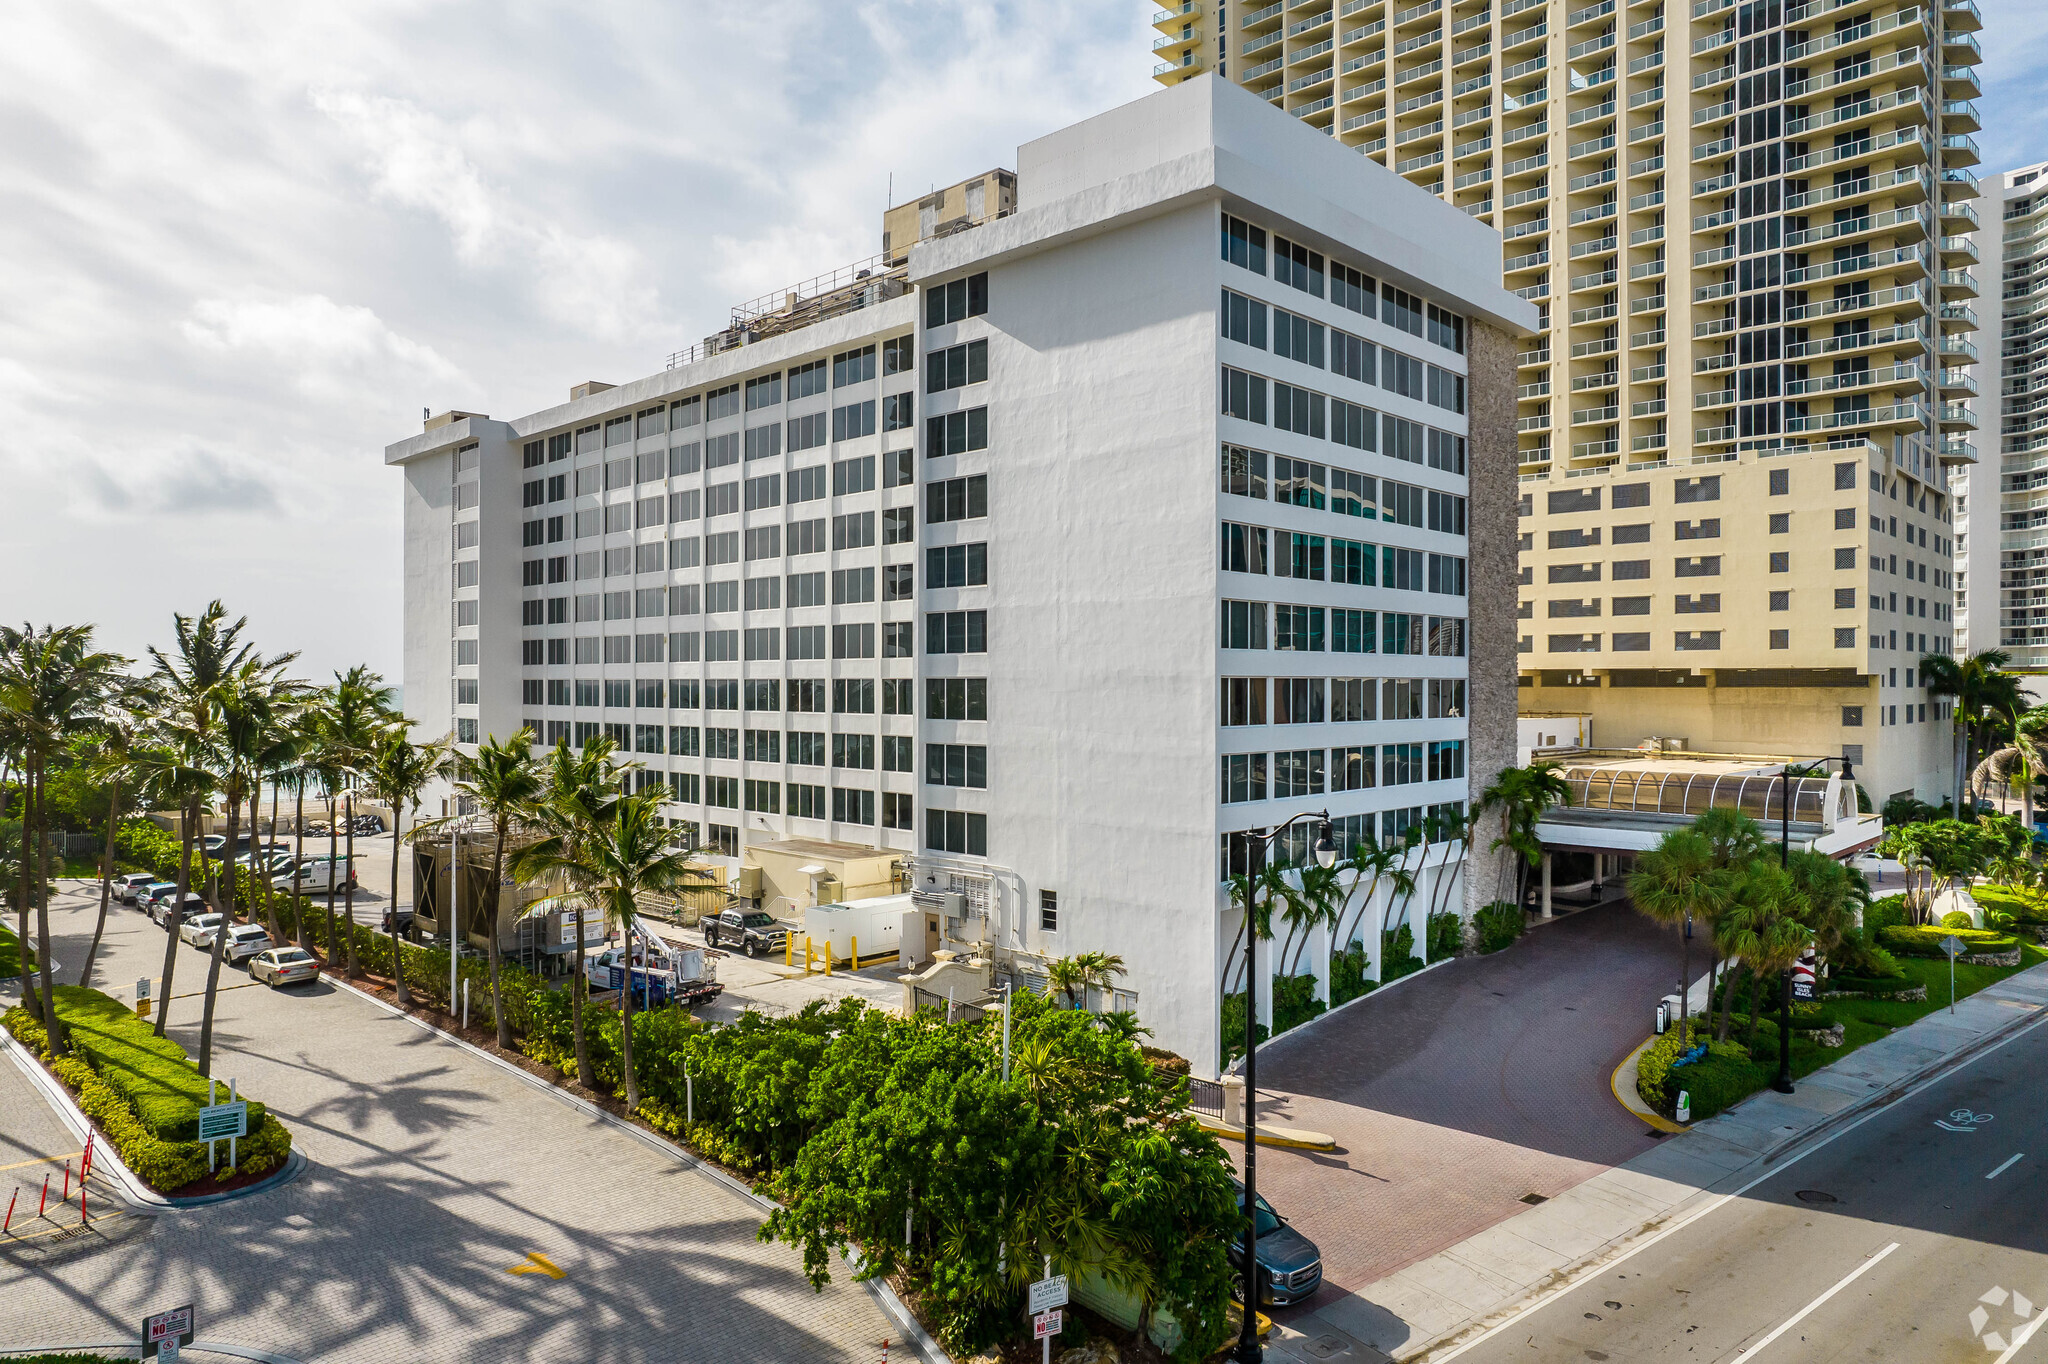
[46,986,269,1141]
[1331,942,1377,1007]
[1635,1024,1770,1122]
[1865,895,1909,930]
[1876,925,2020,958]
[1474,901,1524,954]
[1427,910,1462,962]
[4,1004,291,1192]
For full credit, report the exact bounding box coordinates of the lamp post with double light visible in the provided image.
[1232,810,1336,1363]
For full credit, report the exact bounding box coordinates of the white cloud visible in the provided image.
[0,0,1154,678]
[181,292,469,407]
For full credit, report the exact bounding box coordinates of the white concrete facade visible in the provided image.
[1958,162,2048,667]
[385,77,1533,1073]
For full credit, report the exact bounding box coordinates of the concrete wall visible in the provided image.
[1466,320,1522,916]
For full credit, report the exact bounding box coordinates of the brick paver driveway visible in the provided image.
[0,882,900,1363]
[1243,898,1682,1313]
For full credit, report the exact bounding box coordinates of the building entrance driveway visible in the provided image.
[1242,898,1685,1316]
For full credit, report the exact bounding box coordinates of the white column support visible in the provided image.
[1541,852,1554,918]
[1310,916,1332,1007]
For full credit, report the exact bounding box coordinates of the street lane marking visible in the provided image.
[1936,1108,1995,1132]
[0,1151,83,1174]
[506,1251,565,1279]
[1725,1242,1900,1364]
[1988,1153,2025,1180]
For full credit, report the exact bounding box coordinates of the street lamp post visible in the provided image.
[1771,757,1853,1095]
[1232,811,1335,1364]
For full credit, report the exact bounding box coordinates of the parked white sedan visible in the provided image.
[250,947,320,988]
[178,913,226,947]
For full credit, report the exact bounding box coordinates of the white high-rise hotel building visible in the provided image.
[386,79,1534,1070]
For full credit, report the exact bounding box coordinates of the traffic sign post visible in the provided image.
[142,1303,194,1358]
[1029,1260,1067,1363]
[1942,935,1966,1015]
[136,977,152,1019]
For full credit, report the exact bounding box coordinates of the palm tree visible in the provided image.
[514,737,629,1088]
[1419,806,1474,954]
[1711,861,1810,1044]
[1475,761,1574,908]
[1044,955,1089,1008]
[1379,819,1429,945]
[368,725,446,1009]
[1075,951,1129,1006]
[1627,828,1723,1036]
[1922,649,2020,814]
[196,662,294,1077]
[79,696,154,990]
[514,788,705,1110]
[1282,863,1342,977]
[0,623,126,1048]
[323,665,396,979]
[443,728,543,1049]
[1971,702,2048,826]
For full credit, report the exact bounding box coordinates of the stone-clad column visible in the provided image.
[1465,320,1525,919]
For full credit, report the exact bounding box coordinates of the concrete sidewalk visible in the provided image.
[1295,958,2048,1362]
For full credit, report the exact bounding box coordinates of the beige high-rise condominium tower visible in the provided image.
[1149,0,1983,805]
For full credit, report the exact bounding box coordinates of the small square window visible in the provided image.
[1834,588,1858,609]
[1769,591,1790,611]
[1769,468,1789,496]
[1842,705,1864,727]
[1834,627,1857,648]
[1770,552,1789,573]
[1833,507,1856,530]
[1833,461,1857,491]
[1769,629,1789,649]
[1834,547,1857,570]
[1039,890,1058,933]
[1769,513,1789,534]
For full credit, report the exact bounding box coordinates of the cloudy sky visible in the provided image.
[2,1,2044,692]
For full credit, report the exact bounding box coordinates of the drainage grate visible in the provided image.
[1521,1193,1549,1205]
[1794,1190,1839,1204]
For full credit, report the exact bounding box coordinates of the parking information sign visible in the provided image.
[143,1303,194,1358]
[196,1100,248,1142]
[1028,1274,1069,1315]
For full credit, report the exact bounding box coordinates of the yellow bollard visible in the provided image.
[851,934,859,971]
[824,936,833,977]
[785,929,792,968]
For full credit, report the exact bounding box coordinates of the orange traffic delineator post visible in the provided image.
[4,1186,17,1233]
[38,1173,49,1218]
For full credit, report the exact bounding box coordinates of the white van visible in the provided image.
[273,855,357,893]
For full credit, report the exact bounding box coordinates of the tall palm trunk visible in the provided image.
[343,790,359,978]
[153,802,197,1039]
[81,779,121,989]
[15,765,43,1024]
[293,783,310,951]
[390,804,409,1007]
[197,789,242,1077]
[324,791,339,960]
[1714,961,1745,1042]
[486,819,511,1049]
[31,762,67,1053]
[571,902,593,1089]
[618,894,640,1110]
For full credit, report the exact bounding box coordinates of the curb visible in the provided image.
[1609,1038,1688,1134]
[1193,1118,1339,1151]
[328,976,953,1364]
[1,1024,308,1210]
[0,1344,308,1363]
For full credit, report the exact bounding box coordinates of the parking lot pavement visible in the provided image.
[642,922,904,1022]
[0,882,902,1363]
[1244,899,1681,1314]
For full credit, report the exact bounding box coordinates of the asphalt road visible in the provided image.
[1438,1012,2048,1364]
[1248,898,1681,1304]
[0,882,903,1362]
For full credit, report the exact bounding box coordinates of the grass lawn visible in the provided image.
[0,921,30,979]
[44,984,268,1142]
[1648,942,2047,1117]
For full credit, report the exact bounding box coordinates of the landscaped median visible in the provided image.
[3,983,293,1197]
[1634,907,2046,1124]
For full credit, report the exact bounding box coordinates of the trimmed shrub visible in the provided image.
[1381,922,1422,981]
[1331,942,1376,1006]
[1474,901,1524,954]
[1940,910,1975,930]
[1876,925,2019,959]
[1864,895,1909,930]
[1636,1023,1767,1121]
[1427,910,1463,962]
[1272,972,1327,1034]
[46,986,268,1142]
[6,1005,290,1191]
